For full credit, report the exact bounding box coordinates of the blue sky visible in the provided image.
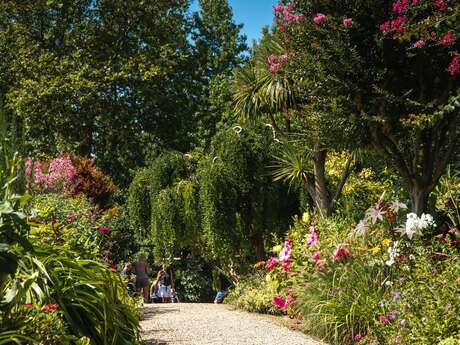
[191,0,278,44]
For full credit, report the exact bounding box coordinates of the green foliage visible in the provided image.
[127,168,152,238]
[389,247,460,345]
[172,256,214,303]
[2,239,141,344]
[434,167,460,229]
[226,271,284,315]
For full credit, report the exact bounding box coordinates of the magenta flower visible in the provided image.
[433,0,448,10]
[313,13,327,25]
[441,31,454,46]
[312,250,322,262]
[353,333,363,342]
[98,226,110,234]
[413,39,426,48]
[272,295,295,309]
[266,257,279,270]
[380,21,391,33]
[392,0,409,14]
[448,56,460,76]
[306,226,318,246]
[333,245,352,262]
[378,315,390,325]
[343,18,353,27]
[281,261,291,271]
[273,295,286,309]
[390,16,407,33]
[110,263,118,270]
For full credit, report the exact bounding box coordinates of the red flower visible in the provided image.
[23,303,33,309]
[440,31,454,46]
[98,226,110,234]
[333,245,352,262]
[42,303,59,313]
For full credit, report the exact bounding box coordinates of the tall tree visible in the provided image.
[0,0,194,186]
[191,0,248,146]
[278,0,460,214]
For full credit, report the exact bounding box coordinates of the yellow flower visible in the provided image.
[302,212,310,223]
[371,245,381,254]
[382,238,392,247]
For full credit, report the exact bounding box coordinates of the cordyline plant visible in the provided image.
[270,0,460,214]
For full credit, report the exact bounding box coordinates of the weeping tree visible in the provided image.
[198,125,298,264]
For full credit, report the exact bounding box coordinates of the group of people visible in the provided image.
[121,254,230,304]
[121,255,178,303]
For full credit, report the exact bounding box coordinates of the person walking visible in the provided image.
[156,264,174,303]
[134,255,150,303]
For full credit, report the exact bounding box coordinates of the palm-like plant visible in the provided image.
[232,35,356,216]
[232,36,299,132]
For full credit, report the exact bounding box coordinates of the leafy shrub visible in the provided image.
[434,167,460,229]
[226,271,284,315]
[172,256,214,302]
[70,154,117,209]
[2,233,141,344]
[26,154,116,209]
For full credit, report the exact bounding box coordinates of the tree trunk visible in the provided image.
[313,143,330,217]
[251,232,266,261]
[409,184,430,215]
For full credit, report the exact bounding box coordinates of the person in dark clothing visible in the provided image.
[134,255,150,303]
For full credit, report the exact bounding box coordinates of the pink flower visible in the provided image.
[279,239,292,261]
[306,226,318,246]
[433,0,448,10]
[281,260,291,271]
[312,251,322,262]
[313,13,327,25]
[392,0,409,14]
[273,5,284,13]
[25,157,32,177]
[23,303,33,309]
[98,226,110,234]
[315,259,326,272]
[413,39,425,48]
[353,333,363,341]
[343,18,353,27]
[273,295,286,309]
[266,257,279,270]
[267,53,289,74]
[440,31,454,46]
[378,315,389,325]
[333,245,352,262]
[380,21,391,33]
[273,295,295,309]
[390,16,407,33]
[448,56,460,76]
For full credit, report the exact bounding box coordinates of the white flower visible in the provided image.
[402,213,436,240]
[385,241,400,266]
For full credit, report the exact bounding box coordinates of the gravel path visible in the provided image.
[141,303,325,345]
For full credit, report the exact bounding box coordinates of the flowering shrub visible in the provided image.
[229,194,460,344]
[26,154,116,208]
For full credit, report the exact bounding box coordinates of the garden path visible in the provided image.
[141,303,325,345]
